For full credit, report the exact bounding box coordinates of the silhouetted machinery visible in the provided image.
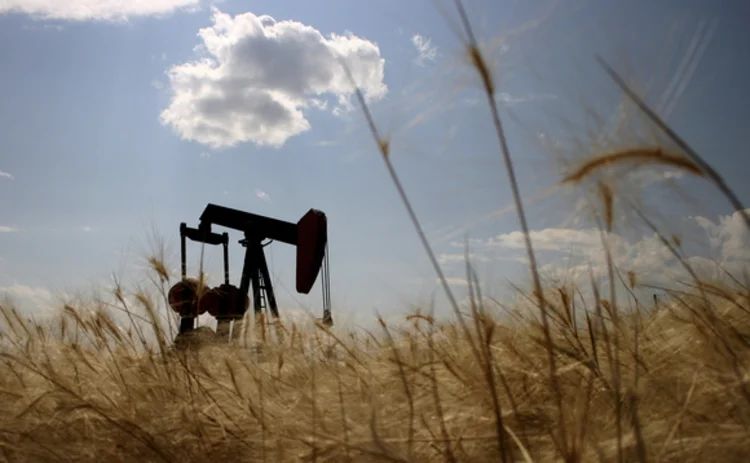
[167,204,332,344]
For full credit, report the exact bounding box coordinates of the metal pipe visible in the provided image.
[223,232,230,285]
[179,223,187,279]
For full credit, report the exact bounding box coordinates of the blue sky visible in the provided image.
[0,0,748,327]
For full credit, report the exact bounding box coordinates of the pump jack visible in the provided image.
[167,203,332,345]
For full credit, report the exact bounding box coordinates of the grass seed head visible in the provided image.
[562,147,704,184]
[597,182,615,231]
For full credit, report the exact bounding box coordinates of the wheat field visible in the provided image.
[2,2,749,462]
[1,265,748,462]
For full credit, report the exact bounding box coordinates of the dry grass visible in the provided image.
[2,1,750,462]
[1,276,749,462]
[561,148,704,185]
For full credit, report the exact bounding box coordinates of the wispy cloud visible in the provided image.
[312,140,340,147]
[438,251,528,267]
[21,23,64,31]
[308,98,328,110]
[0,226,18,233]
[411,33,437,66]
[0,283,55,312]
[496,92,557,105]
[461,93,558,107]
[437,252,490,265]
[0,0,200,22]
[0,170,14,180]
[256,189,271,202]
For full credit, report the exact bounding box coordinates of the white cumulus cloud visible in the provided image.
[441,209,750,299]
[159,8,388,149]
[694,209,750,262]
[0,0,200,21]
[0,170,13,180]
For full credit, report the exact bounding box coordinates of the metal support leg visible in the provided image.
[222,233,230,285]
[216,317,231,338]
[179,316,195,335]
[180,223,187,280]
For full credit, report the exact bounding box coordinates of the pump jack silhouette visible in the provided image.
[168,204,331,346]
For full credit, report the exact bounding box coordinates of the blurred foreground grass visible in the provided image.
[0,270,749,462]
